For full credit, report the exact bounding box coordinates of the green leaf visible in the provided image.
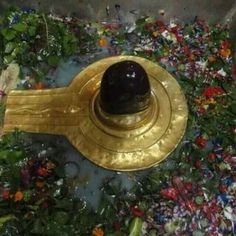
[62,34,78,55]
[164,221,179,234]
[229,101,236,114]
[55,199,73,210]
[148,229,158,236]
[0,215,15,228]
[10,151,23,163]
[1,29,16,41]
[0,150,9,159]
[193,231,204,236]
[191,149,202,159]
[57,231,69,236]
[129,217,143,236]
[12,22,27,32]
[47,55,60,66]
[135,17,147,26]
[31,67,45,81]
[3,150,23,164]
[54,166,65,178]
[28,205,40,211]
[18,66,24,80]
[11,47,22,58]
[195,196,204,205]
[28,26,36,36]
[31,219,44,234]
[53,211,69,225]
[4,54,15,64]
[5,42,16,54]
[27,14,39,25]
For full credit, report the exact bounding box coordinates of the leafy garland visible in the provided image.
[0,7,236,236]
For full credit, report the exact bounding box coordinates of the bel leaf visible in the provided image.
[1,29,16,41]
[12,22,27,32]
[4,42,16,54]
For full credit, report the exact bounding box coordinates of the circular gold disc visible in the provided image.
[66,56,188,171]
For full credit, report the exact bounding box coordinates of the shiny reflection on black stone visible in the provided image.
[100,60,151,114]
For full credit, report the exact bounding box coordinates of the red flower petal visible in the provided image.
[198,107,206,114]
[2,191,10,200]
[220,40,230,49]
[195,136,207,149]
[185,200,197,212]
[156,20,165,28]
[232,66,236,78]
[184,182,193,191]
[195,160,202,169]
[203,86,224,98]
[37,167,48,177]
[160,187,178,201]
[208,153,216,161]
[130,206,144,217]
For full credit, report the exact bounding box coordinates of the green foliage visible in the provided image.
[0,9,80,80]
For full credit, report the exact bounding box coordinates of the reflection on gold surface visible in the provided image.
[4,56,188,171]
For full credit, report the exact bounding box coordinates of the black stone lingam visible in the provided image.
[100,60,151,114]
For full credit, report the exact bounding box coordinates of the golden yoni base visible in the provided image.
[4,56,188,171]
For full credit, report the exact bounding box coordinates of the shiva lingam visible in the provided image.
[97,60,151,129]
[3,56,188,171]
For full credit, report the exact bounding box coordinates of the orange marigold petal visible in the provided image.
[220,48,231,58]
[92,227,104,236]
[98,38,108,47]
[36,181,45,188]
[14,191,24,202]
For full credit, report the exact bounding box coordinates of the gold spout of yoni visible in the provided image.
[3,56,188,171]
